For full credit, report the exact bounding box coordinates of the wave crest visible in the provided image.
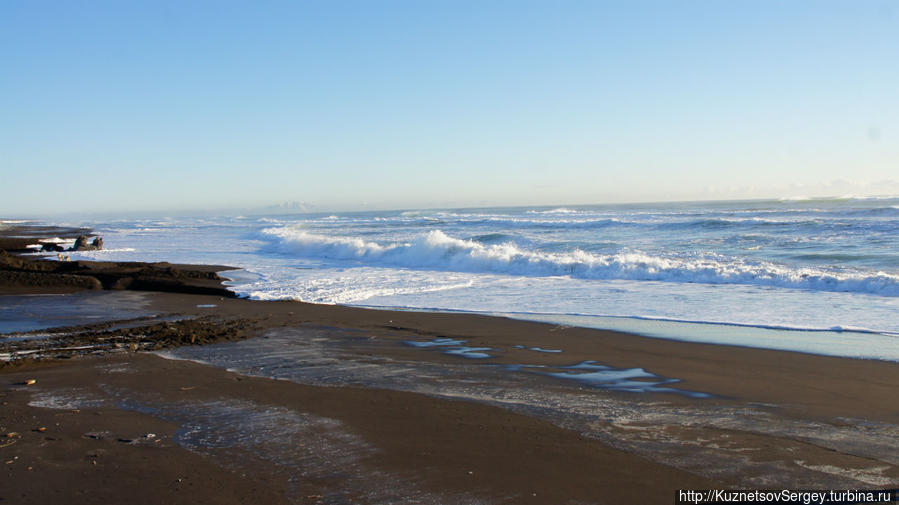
[260,227,899,296]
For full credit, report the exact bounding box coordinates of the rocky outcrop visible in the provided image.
[2,224,235,296]
[0,270,103,290]
[71,235,103,251]
[0,250,236,297]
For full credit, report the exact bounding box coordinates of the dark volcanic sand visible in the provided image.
[2,353,716,504]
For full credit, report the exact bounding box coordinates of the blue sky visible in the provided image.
[1,1,897,215]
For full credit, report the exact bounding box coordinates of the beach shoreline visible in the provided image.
[3,222,898,503]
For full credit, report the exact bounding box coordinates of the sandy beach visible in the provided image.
[6,2,899,501]
[2,224,898,504]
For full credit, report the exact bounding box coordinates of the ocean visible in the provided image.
[33,197,899,360]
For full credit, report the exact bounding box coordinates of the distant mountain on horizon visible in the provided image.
[259,201,313,214]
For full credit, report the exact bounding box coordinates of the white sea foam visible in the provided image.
[528,207,580,214]
[778,194,899,203]
[247,277,475,304]
[69,248,137,254]
[260,227,899,296]
[508,311,899,337]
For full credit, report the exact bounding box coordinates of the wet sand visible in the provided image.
[3,352,717,504]
[2,223,898,503]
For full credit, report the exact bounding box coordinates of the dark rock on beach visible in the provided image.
[0,269,104,291]
[0,224,90,253]
[1,224,236,297]
[0,250,236,296]
[72,235,103,251]
[40,243,65,252]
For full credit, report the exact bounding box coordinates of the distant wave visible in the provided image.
[259,227,899,296]
[527,207,581,214]
[777,195,899,203]
[272,208,897,233]
[454,216,628,230]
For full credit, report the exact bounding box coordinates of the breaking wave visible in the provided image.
[260,227,899,297]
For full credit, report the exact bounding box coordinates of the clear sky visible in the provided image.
[1,1,897,215]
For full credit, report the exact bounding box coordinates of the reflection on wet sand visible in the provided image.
[160,327,899,488]
[405,337,710,397]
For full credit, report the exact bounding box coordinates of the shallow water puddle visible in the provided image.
[513,345,562,353]
[0,291,152,334]
[405,339,708,396]
[443,347,492,359]
[537,361,712,398]
[404,337,465,347]
[404,338,494,358]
